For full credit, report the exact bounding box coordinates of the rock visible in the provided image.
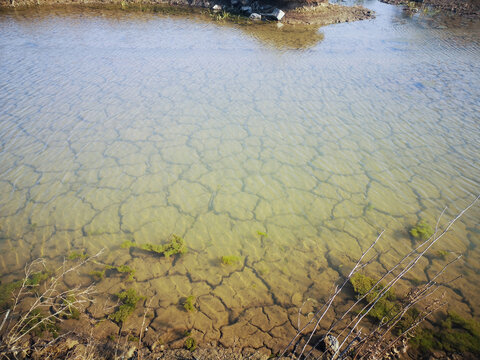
[126,346,136,359]
[249,13,262,20]
[65,338,79,350]
[231,0,239,5]
[262,8,285,21]
[212,4,222,11]
[241,6,252,13]
[325,334,340,352]
[240,0,250,5]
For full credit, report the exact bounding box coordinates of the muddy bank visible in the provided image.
[0,0,374,26]
[283,3,373,25]
[381,0,480,16]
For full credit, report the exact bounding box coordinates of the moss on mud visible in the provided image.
[121,234,187,258]
[411,312,480,355]
[108,288,145,324]
[409,220,434,240]
[182,295,196,312]
[221,255,242,265]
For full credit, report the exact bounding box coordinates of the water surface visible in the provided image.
[0,1,479,351]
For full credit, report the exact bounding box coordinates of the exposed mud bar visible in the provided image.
[380,0,480,17]
[283,3,373,25]
[0,0,375,26]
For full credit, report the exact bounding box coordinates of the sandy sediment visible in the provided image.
[283,3,373,25]
[380,0,480,16]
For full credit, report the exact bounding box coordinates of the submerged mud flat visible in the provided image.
[0,2,480,355]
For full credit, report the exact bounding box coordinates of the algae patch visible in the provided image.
[184,336,197,351]
[109,288,145,324]
[67,251,88,261]
[350,273,398,322]
[0,271,50,308]
[182,295,196,312]
[121,234,187,258]
[409,220,434,240]
[26,308,59,338]
[62,294,80,320]
[105,264,136,281]
[221,255,242,265]
[411,312,480,356]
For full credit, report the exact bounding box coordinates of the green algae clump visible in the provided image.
[184,336,197,352]
[67,251,88,261]
[440,312,480,354]
[409,220,434,240]
[116,265,135,281]
[105,265,136,281]
[436,250,449,260]
[221,255,242,266]
[411,312,480,356]
[25,271,50,286]
[108,289,145,324]
[0,281,21,309]
[350,273,398,322]
[27,308,59,338]
[1,271,50,309]
[89,269,105,280]
[62,294,80,320]
[183,295,196,312]
[121,235,187,258]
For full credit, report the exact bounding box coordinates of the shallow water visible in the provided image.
[0,1,479,351]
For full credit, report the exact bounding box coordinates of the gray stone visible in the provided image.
[126,346,136,359]
[249,13,262,20]
[231,0,239,4]
[325,334,340,352]
[212,4,222,11]
[241,6,252,13]
[262,8,285,21]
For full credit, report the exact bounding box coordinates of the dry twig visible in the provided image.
[280,196,479,360]
[0,250,103,359]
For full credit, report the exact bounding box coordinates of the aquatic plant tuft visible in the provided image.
[121,235,187,258]
[108,288,145,324]
[409,220,434,240]
[62,294,80,320]
[184,336,196,352]
[410,312,480,355]
[89,269,106,280]
[183,295,196,312]
[105,264,136,281]
[221,255,242,266]
[67,251,88,261]
[25,309,59,338]
[350,273,398,322]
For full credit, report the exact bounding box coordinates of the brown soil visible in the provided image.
[380,0,480,16]
[13,332,293,359]
[284,3,374,25]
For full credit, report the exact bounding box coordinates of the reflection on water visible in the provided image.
[0,2,479,350]
[236,22,324,49]
[0,5,325,49]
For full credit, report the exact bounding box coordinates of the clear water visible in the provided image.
[0,1,479,349]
